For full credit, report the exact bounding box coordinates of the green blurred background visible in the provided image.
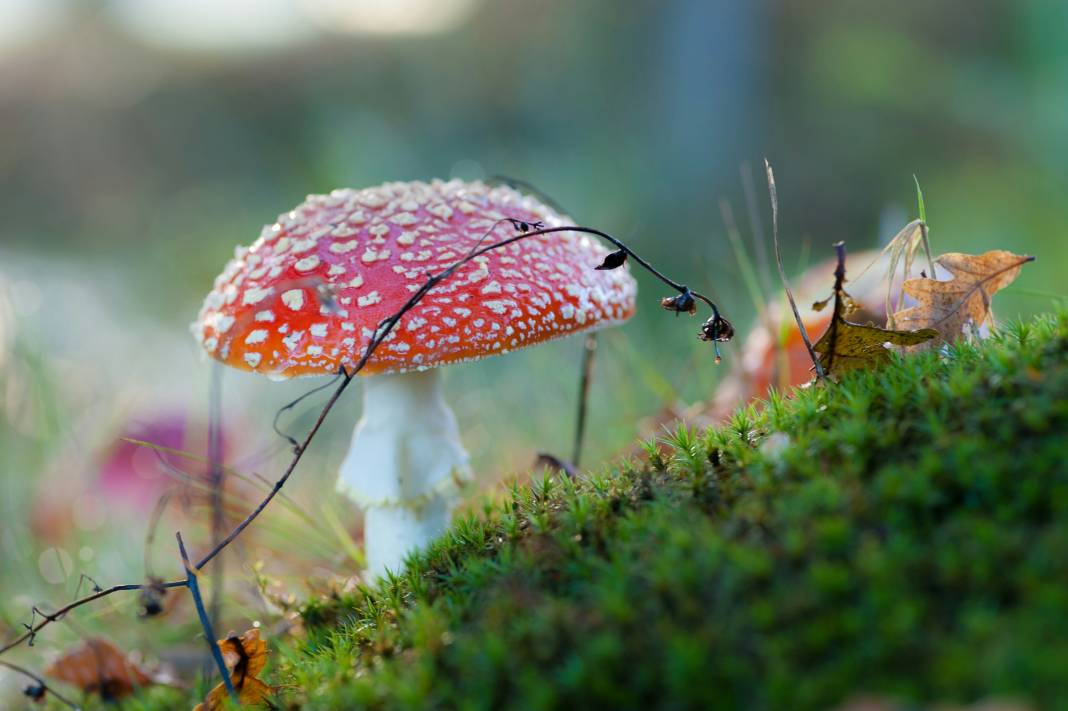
[1,0,1065,700]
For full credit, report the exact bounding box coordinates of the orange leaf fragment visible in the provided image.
[192,628,274,710]
[45,637,159,700]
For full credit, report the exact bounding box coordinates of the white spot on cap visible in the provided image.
[428,203,453,219]
[361,248,390,263]
[330,241,358,254]
[357,291,382,307]
[245,329,268,345]
[481,281,502,295]
[242,287,272,305]
[215,315,236,333]
[307,345,324,356]
[310,323,328,337]
[282,290,305,310]
[295,256,320,272]
[283,331,303,351]
[255,310,275,322]
[244,353,262,368]
[391,212,418,226]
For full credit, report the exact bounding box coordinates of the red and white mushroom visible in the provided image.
[193,179,637,576]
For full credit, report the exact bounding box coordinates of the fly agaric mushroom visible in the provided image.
[193,180,636,577]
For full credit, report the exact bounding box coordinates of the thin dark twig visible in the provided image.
[572,333,598,466]
[177,532,236,702]
[271,371,344,451]
[0,581,186,656]
[74,574,103,598]
[0,659,82,710]
[765,159,825,380]
[824,242,848,375]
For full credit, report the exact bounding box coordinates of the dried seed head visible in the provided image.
[660,290,697,315]
[699,314,734,343]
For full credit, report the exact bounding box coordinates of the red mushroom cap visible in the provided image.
[193,180,637,377]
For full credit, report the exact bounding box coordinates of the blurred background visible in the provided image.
[1,0,1065,702]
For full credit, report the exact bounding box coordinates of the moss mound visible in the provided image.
[226,315,1068,709]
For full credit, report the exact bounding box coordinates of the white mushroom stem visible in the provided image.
[337,368,471,579]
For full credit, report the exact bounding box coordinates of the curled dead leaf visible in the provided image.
[893,250,1034,344]
[192,628,274,710]
[45,637,164,700]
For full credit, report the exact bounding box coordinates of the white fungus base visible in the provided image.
[337,368,471,579]
[363,495,450,579]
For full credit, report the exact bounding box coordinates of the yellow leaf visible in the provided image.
[893,250,1034,343]
[813,318,938,376]
[811,243,937,378]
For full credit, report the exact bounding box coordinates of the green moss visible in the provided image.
[145,314,1068,709]
[268,314,1068,710]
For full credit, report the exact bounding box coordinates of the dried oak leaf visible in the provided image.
[193,628,274,711]
[893,250,1033,344]
[44,637,160,700]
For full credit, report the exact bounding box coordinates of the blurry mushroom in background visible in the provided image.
[709,247,951,420]
[193,180,637,578]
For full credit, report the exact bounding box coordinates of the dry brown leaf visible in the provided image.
[812,243,938,378]
[192,628,274,710]
[44,637,160,700]
[893,250,1033,344]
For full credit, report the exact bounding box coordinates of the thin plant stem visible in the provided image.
[0,659,82,710]
[765,158,825,380]
[571,333,598,467]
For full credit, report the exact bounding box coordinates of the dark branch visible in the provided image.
[0,659,82,710]
[178,532,236,702]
